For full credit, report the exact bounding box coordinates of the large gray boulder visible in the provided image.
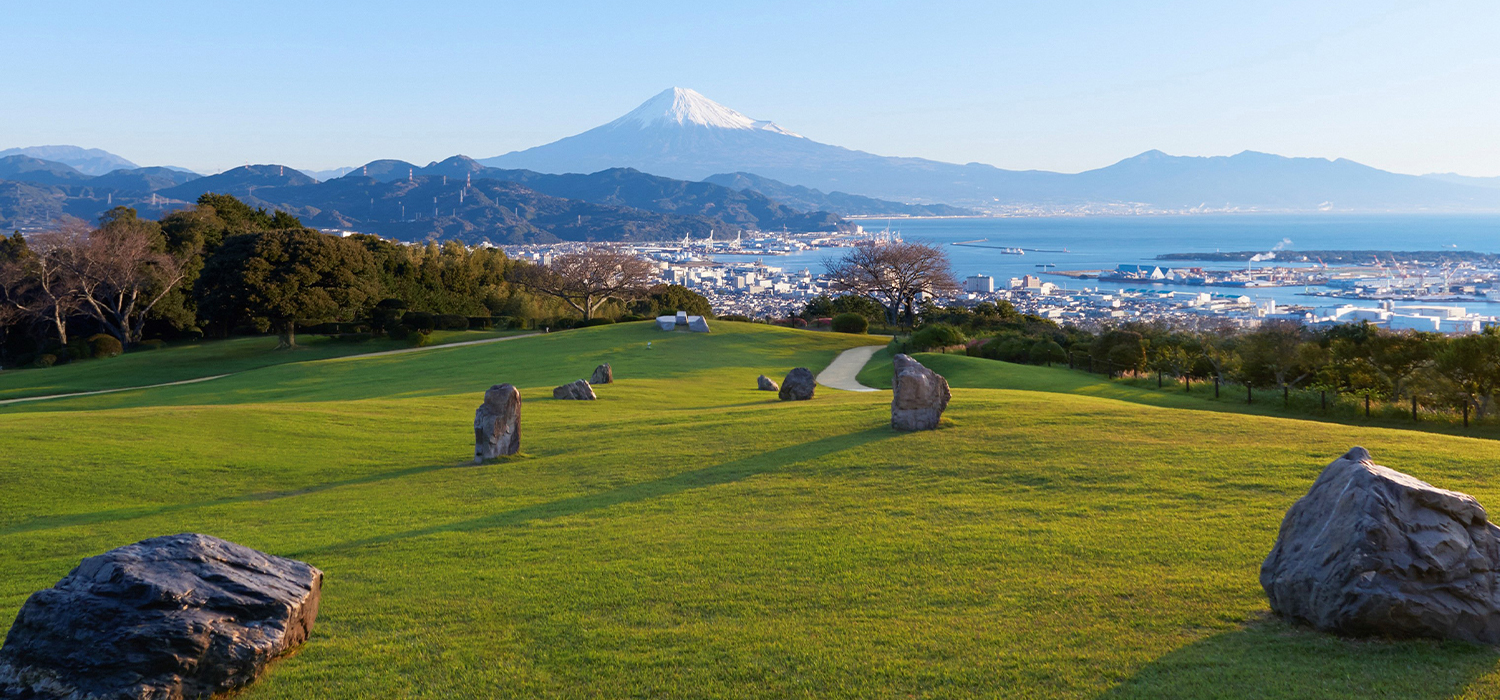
[891,354,950,431]
[778,368,815,401]
[553,379,597,400]
[590,363,613,385]
[474,383,520,463]
[0,533,322,700]
[757,374,779,392]
[1261,447,1500,643]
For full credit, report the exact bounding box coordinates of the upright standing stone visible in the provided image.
[590,363,613,384]
[474,383,521,463]
[757,374,779,391]
[0,534,322,700]
[891,353,950,431]
[553,379,597,400]
[1261,447,1500,643]
[779,368,815,401]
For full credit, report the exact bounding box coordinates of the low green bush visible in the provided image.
[618,314,647,322]
[910,324,965,351]
[32,353,57,368]
[719,314,752,322]
[401,312,436,333]
[137,339,166,351]
[830,313,869,334]
[576,318,615,328]
[435,314,469,331]
[468,317,494,330]
[388,324,413,341]
[88,334,124,359]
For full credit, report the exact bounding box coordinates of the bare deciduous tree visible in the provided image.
[508,249,655,320]
[66,221,192,345]
[9,229,85,346]
[823,241,957,327]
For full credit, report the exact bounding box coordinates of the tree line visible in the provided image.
[0,195,708,367]
[903,301,1500,425]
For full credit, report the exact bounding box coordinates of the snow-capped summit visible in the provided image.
[609,87,801,137]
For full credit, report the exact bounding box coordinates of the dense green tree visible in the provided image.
[1432,330,1500,418]
[631,284,713,318]
[1239,323,1324,393]
[1091,330,1146,374]
[197,228,379,348]
[1366,331,1438,400]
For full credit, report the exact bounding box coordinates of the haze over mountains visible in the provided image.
[485,87,1500,213]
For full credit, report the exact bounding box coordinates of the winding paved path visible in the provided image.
[0,333,538,407]
[816,345,889,393]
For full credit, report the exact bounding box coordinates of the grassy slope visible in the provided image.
[0,330,524,401]
[3,322,1500,699]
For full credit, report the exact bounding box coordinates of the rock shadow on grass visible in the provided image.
[1098,614,1500,700]
[299,426,897,556]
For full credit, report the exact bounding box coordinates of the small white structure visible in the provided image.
[657,310,711,333]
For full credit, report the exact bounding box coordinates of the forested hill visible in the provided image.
[2,156,849,244]
[344,156,845,234]
[166,175,728,245]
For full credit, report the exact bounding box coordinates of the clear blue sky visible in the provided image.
[6,0,1497,176]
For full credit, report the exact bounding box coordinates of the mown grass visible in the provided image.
[3,321,1500,698]
[858,347,1500,442]
[0,329,525,401]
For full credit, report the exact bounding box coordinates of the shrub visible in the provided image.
[330,333,372,343]
[63,338,89,360]
[576,318,615,328]
[388,323,412,341]
[88,334,124,359]
[618,314,647,323]
[910,324,965,351]
[435,314,469,331]
[468,317,494,330]
[401,312,436,333]
[32,353,57,368]
[719,314,752,322]
[411,331,435,347]
[830,313,869,334]
[137,339,166,351]
[1029,339,1067,365]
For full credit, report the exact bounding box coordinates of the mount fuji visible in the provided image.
[477,87,967,199]
[482,88,1500,213]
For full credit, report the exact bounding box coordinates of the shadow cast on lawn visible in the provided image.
[294,426,895,558]
[0,461,479,537]
[1098,616,1500,700]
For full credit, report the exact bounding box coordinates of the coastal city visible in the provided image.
[502,229,1500,333]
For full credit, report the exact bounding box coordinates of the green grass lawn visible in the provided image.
[0,329,525,401]
[4,321,1500,698]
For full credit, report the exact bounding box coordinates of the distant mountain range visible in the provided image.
[10,95,1500,232]
[482,87,1500,213]
[0,154,849,244]
[0,146,141,176]
[702,172,976,217]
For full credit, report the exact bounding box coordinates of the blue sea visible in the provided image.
[718,214,1500,314]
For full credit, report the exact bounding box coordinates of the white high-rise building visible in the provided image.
[964,274,994,293]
